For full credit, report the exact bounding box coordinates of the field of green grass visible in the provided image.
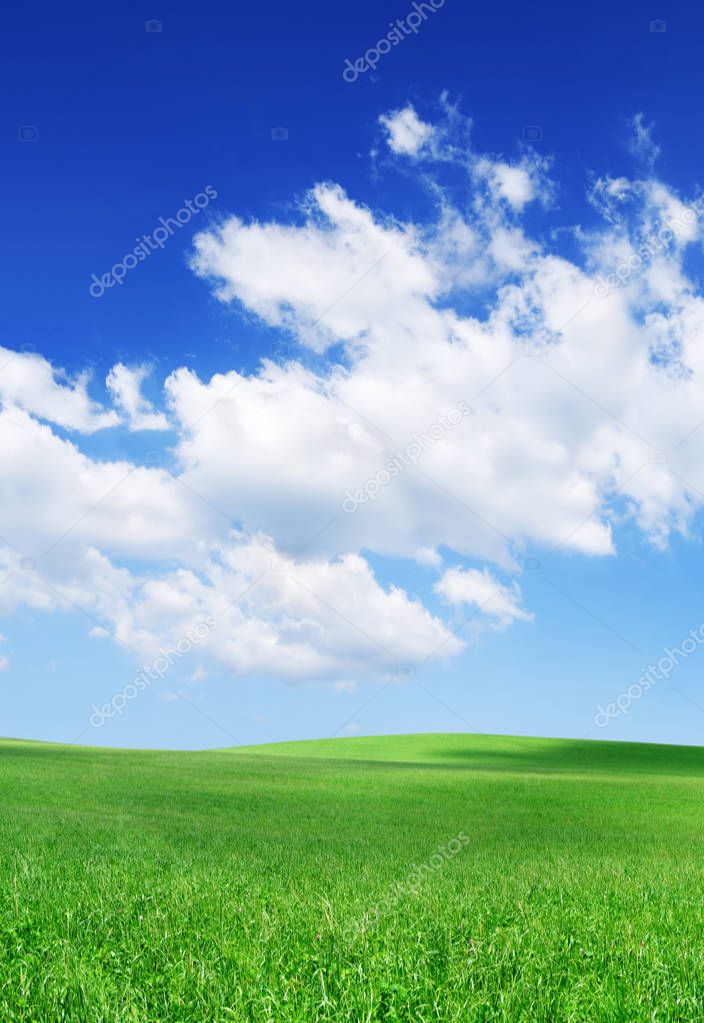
[2,731,704,1021]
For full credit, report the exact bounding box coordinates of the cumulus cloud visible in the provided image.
[3,100,704,687]
[473,155,551,210]
[0,524,460,683]
[434,567,532,627]
[188,179,615,563]
[0,407,209,566]
[0,404,459,681]
[379,105,434,156]
[0,346,113,432]
[106,363,169,431]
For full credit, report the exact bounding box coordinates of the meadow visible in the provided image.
[1,731,704,1021]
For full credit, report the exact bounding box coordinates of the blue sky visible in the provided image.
[2,0,704,749]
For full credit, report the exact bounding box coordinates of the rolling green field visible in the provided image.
[2,731,704,1021]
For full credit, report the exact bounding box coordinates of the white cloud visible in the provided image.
[379,97,552,214]
[187,180,615,564]
[0,346,113,432]
[379,105,434,156]
[191,182,437,354]
[414,547,443,568]
[4,100,704,686]
[4,531,459,683]
[473,157,546,210]
[488,163,534,207]
[629,112,660,167]
[434,567,532,627]
[106,363,169,431]
[185,108,704,582]
[0,407,210,567]
[0,403,460,680]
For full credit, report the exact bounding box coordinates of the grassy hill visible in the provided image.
[1,732,704,1021]
[220,729,704,774]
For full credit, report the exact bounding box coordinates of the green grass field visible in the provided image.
[2,731,704,1021]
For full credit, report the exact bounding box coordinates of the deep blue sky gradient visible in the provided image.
[2,0,704,748]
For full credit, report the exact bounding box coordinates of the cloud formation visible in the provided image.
[434,567,532,627]
[0,346,114,433]
[106,363,169,431]
[2,99,704,685]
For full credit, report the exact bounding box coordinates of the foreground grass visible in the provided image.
[1,732,704,1021]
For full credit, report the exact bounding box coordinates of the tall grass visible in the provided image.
[1,732,703,1021]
